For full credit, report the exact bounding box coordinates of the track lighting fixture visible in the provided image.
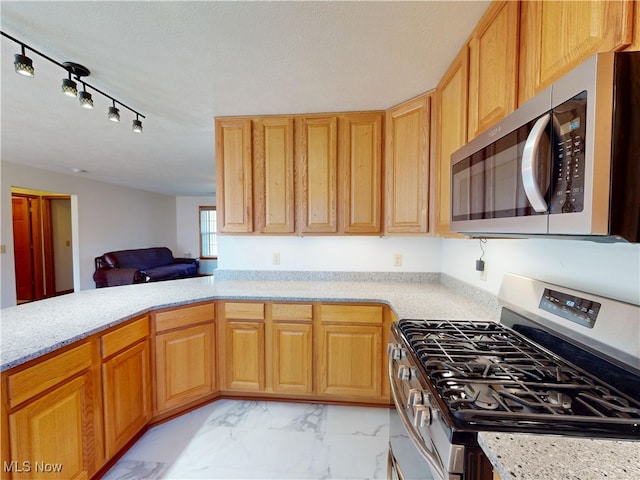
[14,44,34,77]
[78,84,94,109]
[108,101,120,122]
[132,114,143,133]
[2,30,145,133]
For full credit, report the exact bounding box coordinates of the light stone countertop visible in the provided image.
[1,271,636,479]
[478,432,640,480]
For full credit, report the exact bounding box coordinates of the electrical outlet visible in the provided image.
[393,254,402,267]
[0,245,5,254]
[272,253,281,265]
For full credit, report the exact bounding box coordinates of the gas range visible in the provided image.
[387,274,640,480]
[396,319,640,438]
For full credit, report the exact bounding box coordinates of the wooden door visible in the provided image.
[317,324,382,398]
[468,1,520,139]
[384,95,430,234]
[155,323,216,413]
[253,117,295,233]
[102,340,151,457]
[296,116,338,233]
[339,113,383,234]
[435,47,469,236]
[518,0,634,104]
[12,196,34,301]
[215,118,253,233]
[8,375,94,480]
[272,322,313,394]
[224,321,265,391]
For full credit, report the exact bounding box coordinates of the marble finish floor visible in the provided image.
[102,399,391,479]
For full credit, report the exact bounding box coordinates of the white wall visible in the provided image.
[1,161,178,307]
[176,195,217,274]
[441,237,640,305]
[217,235,443,272]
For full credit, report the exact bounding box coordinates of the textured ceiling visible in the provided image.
[1,1,490,196]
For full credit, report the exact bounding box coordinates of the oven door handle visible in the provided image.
[388,354,446,480]
[521,112,550,213]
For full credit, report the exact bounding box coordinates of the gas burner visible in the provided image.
[545,390,572,409]
[464,384,499,410]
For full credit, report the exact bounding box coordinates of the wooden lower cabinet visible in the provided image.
[223,320,266,391]
[317,304,386,400]
[155,323,216,413]
[3,342,100,480]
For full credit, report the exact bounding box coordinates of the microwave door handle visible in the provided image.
[521,113,550,212]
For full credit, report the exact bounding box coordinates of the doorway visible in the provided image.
[11,187,74,303]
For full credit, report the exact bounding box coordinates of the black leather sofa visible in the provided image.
[93,247,199,288]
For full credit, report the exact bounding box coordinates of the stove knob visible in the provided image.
[407,388,423,407]
[413,405,431,427]
[386,344,406,360]
[397,365,411,380]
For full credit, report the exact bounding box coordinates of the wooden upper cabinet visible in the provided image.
[215,118,253,233]
[434,47,469,236]
[625,0,640,51]
[468,1,520,139]
[296,116,338,233]
[384,95,430,234]
[519,0,634,104]
[253,117,295,233]
[338,113,383,234]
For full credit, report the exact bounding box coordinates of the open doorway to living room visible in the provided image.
[11,187,75,303]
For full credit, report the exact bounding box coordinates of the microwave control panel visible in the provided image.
[550,91,587,214]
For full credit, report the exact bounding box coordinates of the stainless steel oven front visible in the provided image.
[387,339,492,480]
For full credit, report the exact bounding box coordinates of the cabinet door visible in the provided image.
[155,323,216,413]
[224,321,265,391]
[102,340,151,458]
[468,1,519,139]
[215,118,253,233]
[8,374,94,480]
[272,322,313,394]
[339,113,383,233]
[253,117,295,233]
[317,324,382,398]
[296,116,338,233]
[435,47,469,236]
[518,0,634,104]
[385,95,430,234]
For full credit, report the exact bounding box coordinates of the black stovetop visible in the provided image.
[396,319,640,438]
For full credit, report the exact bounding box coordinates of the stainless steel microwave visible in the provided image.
[450,51,639,243]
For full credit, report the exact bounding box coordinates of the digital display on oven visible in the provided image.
[539,288,601,328]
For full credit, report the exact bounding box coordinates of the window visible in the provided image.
[199,206,217,258]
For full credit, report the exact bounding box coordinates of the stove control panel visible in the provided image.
[539,288,601,328]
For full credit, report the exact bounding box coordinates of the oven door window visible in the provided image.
[452,117,552,221]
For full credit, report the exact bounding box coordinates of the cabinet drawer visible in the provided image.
[8,342,92,408]
[101,316,150,359]
[155,302,215,332]
[320,304,383,324]
[225,302,265,320]
[272,303,312,321]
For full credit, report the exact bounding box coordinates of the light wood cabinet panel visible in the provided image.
[102,340,151,458]
[435,47,469,236]
[215,118,253,233]
[518,0,634,104]
[296,116,338,233]
[625,0,640,51]
[223,321,265,391]
[468,1,520,139]
[317,324,382,398]
[253,117,295,233]
[155,303,215,332]
[8,374,95,480]
[338,113,383,233]
[155,323,216,413]
[272,322,313,394]
[101,316,149,358]
[320,304,383,325]
[385,95,430,234]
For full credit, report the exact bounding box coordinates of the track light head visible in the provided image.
[132,116,143,133]
[108,105,120,122]
[61,76,78,97]
[14,46,34,76]
[79,89,94,109]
